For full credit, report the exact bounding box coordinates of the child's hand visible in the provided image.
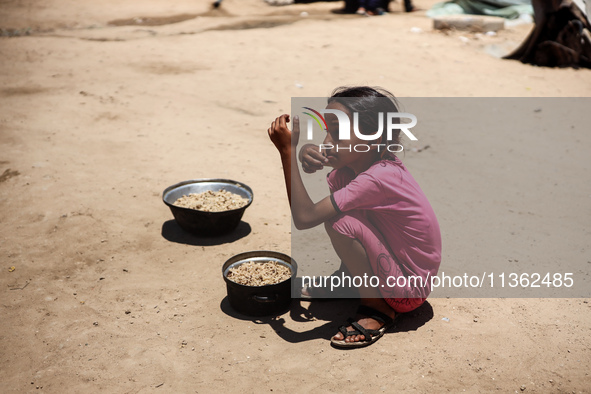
[268,114,300,154]
[299,144,328,174]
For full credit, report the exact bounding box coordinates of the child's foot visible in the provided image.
[331,299,396,345]
[356,7,367,15]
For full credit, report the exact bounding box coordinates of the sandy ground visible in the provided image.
[1,0,590,392]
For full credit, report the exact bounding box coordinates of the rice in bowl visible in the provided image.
[227,260,292,286]
[173,189,249,212]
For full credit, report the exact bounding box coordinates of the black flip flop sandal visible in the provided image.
[330,304,396,349]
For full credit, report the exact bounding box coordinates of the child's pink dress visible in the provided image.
[327,156,442,313]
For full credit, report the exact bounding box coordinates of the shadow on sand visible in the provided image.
[161,219,251,246]
[220,297,434,344]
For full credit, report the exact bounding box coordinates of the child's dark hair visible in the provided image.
[327,86,401,147]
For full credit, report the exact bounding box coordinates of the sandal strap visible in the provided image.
[338,325,361,337]
[356,304,394,326]
[350,321,379,341]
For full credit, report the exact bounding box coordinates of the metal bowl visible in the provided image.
[222,251,297,316]
[162,179,253,236]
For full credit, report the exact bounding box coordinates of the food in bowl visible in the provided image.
[222,251,296,316]
[163,179,253,236]
[173,189,249,212]
[226,260,292,287]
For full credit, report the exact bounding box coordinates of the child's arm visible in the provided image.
[267,114,337,230]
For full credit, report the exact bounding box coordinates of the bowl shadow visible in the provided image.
[161,219,251,246]
[220,297,434,344]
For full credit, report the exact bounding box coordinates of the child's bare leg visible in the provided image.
[324,222,395,343]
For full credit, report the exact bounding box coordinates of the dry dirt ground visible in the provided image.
[1,0,590,392]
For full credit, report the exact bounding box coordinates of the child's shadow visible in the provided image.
[220,297,434,343]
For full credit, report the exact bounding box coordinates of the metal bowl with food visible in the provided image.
[222,251,297,317]
[162,179,253,236]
